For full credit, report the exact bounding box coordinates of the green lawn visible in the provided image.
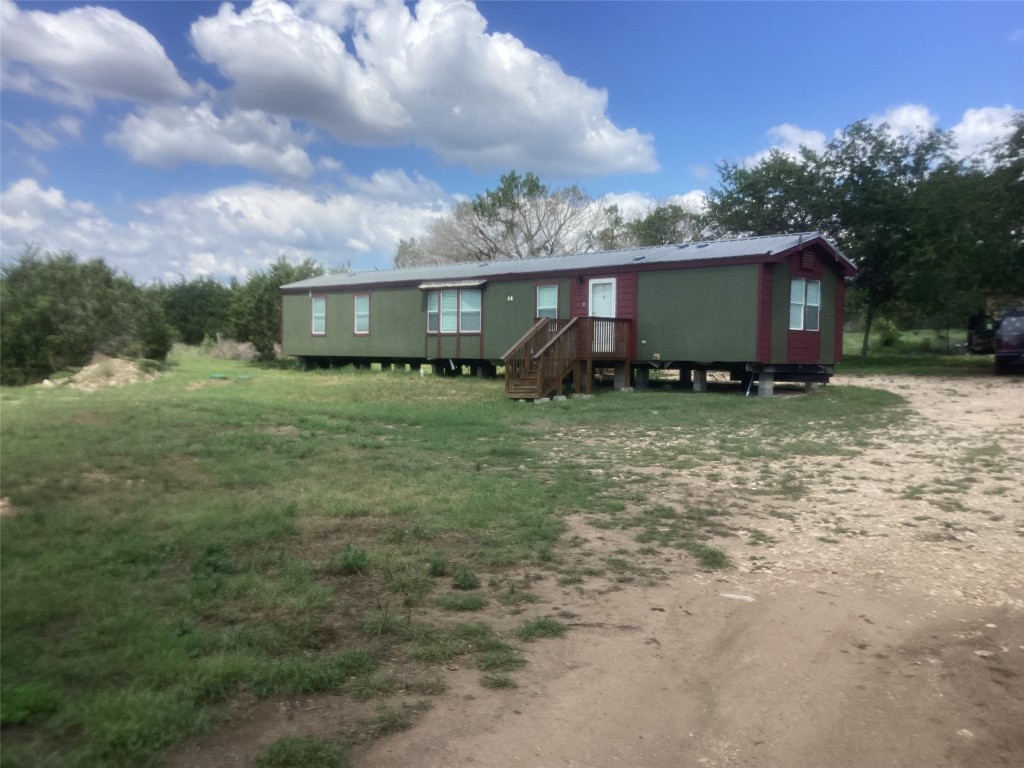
[0,348,905,767]
[840,328,996,376]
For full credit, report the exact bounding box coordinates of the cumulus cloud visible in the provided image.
[868,104,938,137]
[190,0,655,175]
[1,174,452,280]
[0,0,191,108]
[108,103,315,178]
[743,123,827,166]
[598,189,706,219]
[951,105,1019,161]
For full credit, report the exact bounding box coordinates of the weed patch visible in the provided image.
[516,617,567,641]
[256,736,350,768]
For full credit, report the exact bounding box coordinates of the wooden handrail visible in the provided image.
[503,316,631,398]
[531,316,580,358]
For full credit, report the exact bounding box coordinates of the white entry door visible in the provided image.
[589,278,616,352]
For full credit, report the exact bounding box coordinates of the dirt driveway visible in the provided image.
[357,375,1024,768]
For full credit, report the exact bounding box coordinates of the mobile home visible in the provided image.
[280,232,855,397]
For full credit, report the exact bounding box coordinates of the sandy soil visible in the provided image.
[169,374,1024,768]
[355,374,1023,768]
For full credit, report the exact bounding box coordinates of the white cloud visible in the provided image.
[344,169,448,202]
[1,173,452,280]
[2,120,59,151]
[1010,28,1024,43]
[951,105,1019,161]
[317,156,344,172]
[743,123,827,166]
[2,114,83,151]
[668,190,708,214]
[190,0,656,175]
[0,0,191,108]
[108,102,315,178]
[597,189,706,219]
[868,104,938,137]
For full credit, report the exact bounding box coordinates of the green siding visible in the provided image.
[636,266,759,362]
[283,280,569,360]
[283,287,424,358]
[481,279,570,358]
[770,263,790,363]
[818,268,837,364]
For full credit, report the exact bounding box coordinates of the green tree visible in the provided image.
[229,257,324,360]
[154,277,233,345]
[824,121,952,358]
[627,203,703,246]
[706,149,835,239]
[706,122,953,358]
[0,247,172,384]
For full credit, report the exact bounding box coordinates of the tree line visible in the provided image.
[2,114,1020,384]
[397,117,1023,358]
[0,250,322,385]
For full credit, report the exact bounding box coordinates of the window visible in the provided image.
[311,295,326,335]
[536,284,558,318]
[427,291,439,333]
[459,289,481,332]
[789,278,821,331]
[354,294,369,334]
[426,289,482,333]
[440,290,458,333]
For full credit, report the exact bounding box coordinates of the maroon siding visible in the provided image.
[787,250,824,364]
[756,264,773,363]
[569,272,638,357]
[834,275,845,363]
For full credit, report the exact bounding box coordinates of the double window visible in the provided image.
[789,278,821,331]
[427,289,481,334]
[311,295,326,335]
[536,284,558,319]
[354,294,370,334]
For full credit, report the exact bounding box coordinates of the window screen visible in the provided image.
[311,296,326,335]
[536,285,558,318]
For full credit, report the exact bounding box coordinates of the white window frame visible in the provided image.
[588,278,617,318]
[536,284,558,319]
[311,295,326,335]
[353,293,370,335]
[789,278,821,331]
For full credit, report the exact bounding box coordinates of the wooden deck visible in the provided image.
[501,317,631,399]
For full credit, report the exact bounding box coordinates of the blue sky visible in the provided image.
[1,0,1021,281]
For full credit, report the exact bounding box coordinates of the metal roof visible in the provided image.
[281,232,853,291]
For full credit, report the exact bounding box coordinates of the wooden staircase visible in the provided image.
[501,317,631,399]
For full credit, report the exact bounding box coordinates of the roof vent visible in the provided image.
[677,243,689,249]
[695,243,710,249]
[632,255,647,262]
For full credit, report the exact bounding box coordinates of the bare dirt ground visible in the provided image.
[169,374,1023,768]
[355,375,1023,768]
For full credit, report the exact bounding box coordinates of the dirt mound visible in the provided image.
[42,355,159,392]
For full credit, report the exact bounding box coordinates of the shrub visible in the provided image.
[451,567,480,590]
[427,552,448,577]
[325,544,370,576]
